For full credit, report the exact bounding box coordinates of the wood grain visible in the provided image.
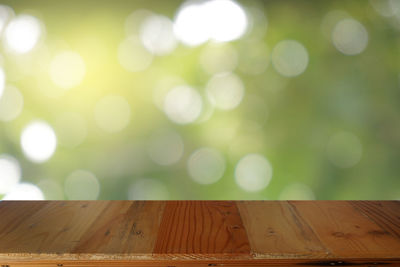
[2,259,400,267]
[237,201,331,258]
[289,201,400,259]
[0,201,109,254]
[72,201,164,255]
[0,200,399,266]
[153,201,250,257]
[349,201,400,240]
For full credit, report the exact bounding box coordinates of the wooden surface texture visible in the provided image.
[0,200,399,266]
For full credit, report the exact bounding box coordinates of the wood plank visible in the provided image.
[153,201,250,258]
[237,201,331,259]
[349,201,400,240]
[71,201,165,255]
[289,201,400,259]
[2,259,400,267]
[0,200,399,265]
[0,201,50,241]
[0,201,109,254]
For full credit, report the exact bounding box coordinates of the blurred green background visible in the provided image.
[0,0,399,200]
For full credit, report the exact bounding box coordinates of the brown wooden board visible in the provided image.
[0,200,399,266]
[237,201,330,258]
[153,201,250,257]
[289,201,400,259]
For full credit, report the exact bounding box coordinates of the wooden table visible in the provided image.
[0,201,399,266]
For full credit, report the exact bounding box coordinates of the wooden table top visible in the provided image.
[0,201,399,266]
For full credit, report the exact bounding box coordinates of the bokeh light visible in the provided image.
[153,76,185,110]
[326,131,363,168]
[235,153,272,192]
[64,170,100,200]
[187,147,226,185]
[370,0,396,17]
[0,85,23,122]
[332,18,368,55]
[173,2,210,46]
[49,51,86,89]
[272,40,308,77]
[118,36,153,72]
[206,72,244,110]
[0,154,21,195]
[204,0,248,42]
[0,67,5,98]
[125,9,153,36]
[0,5,14,35]
[20,120,57,163]
[245,5,268,40]
[173,0,248,46]
[94,95,131,133]
[3,14,41,54]
[140,14,177,56]
[0,1,398,200]
[163,85,202,124]
[320,10,350,39]
[3,183,44,200]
